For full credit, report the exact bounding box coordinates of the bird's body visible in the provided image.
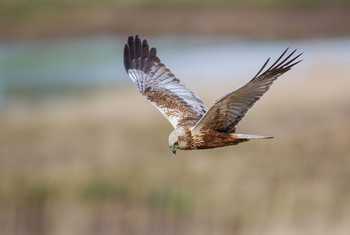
[168,127,261,150]
[169,127,272,151]
[123,35,302,154]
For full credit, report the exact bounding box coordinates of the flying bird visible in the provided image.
[123,35,302,155]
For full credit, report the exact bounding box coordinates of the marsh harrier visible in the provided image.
[123,35,302,154]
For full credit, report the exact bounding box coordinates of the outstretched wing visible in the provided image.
[192,48,302,133]
[124,35,207,128]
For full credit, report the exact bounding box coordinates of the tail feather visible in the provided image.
[234,134,273,140]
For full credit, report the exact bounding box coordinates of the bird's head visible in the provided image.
[168,128,186,155]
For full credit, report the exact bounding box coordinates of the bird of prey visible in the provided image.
[123,35,302,155]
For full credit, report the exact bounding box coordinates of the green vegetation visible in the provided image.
[148,188,193,215]
[81,179,130,202]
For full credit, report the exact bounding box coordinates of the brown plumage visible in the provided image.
[123,35,302,155]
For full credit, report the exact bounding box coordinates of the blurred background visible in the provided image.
[1,1,350,235]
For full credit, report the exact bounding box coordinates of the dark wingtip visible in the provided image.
[265,47,290,71]
[127,36,135,60]
[253,48,303,80]
[150,47,157,57]
[142,39,149,58]
[123,44,130,71]
[127,36,134,48]
[124,35,159,72]
[254,57,271,78]
[135,35,142,57]
[285,59,303,70]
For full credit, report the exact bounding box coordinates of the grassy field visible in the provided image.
[0,64,350,234]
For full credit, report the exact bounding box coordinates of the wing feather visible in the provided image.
[124,35,207,128]
[193,48,302,133]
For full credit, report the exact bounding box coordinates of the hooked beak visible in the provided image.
[171,145,177,155]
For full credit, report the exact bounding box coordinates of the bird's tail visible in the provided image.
[233,133,274,140]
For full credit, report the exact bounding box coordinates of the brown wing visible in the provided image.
[124,35,207,128]
[192,48,302,133]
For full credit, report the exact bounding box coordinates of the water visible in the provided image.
[1,35,350,106]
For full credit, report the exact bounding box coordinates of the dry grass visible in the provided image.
[0,69,350,235]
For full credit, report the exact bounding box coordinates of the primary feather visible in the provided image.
[124,35,207,128]
[192,48,302,134]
